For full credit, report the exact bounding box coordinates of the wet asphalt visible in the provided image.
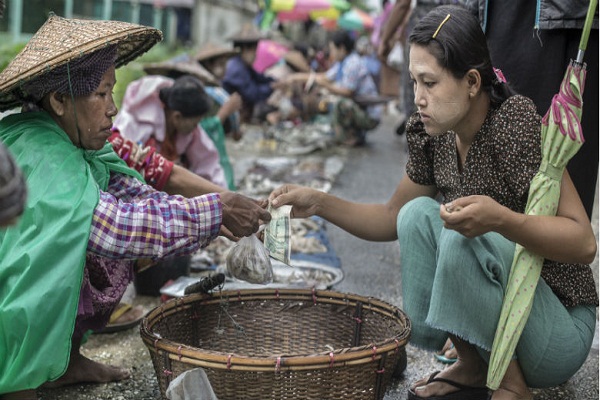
[37,111,598,400]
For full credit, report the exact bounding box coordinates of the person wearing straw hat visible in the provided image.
[269,5,597,400]
[196,42,239,82]
[221,24,279,123]
[194,42,245,143]
[0,15,270,398]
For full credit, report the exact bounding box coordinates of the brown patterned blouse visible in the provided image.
[405,95,598,307]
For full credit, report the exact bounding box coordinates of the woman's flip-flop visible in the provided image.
[96,303,146,334]
[407,371,489,400]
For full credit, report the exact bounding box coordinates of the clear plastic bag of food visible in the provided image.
[226,233,273,284]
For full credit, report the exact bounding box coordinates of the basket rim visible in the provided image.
[140,288,411,371]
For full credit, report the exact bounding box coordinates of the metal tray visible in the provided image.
[160,259,344,297]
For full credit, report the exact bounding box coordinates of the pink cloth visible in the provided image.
[370,2,394,47]
[253,40,289,73]
[114,75,227,188]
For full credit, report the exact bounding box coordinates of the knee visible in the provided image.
[397,197,439,244]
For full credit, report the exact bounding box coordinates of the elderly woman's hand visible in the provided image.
[220,191,271,239]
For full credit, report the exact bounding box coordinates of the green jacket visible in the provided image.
[0,111,141,391]
[201,116,236,190]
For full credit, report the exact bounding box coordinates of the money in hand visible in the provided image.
[264,203,292,265]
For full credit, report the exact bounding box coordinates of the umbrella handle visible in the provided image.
[577,0,598,63]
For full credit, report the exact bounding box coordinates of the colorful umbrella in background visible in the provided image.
[261,0,350,25]
[337,7,375,31]
[253,39,290,73]
[277,9,311,22]
[268,0,348,13]
[310,7,342,21]
[319,17,339,31]
[487,0,597,390]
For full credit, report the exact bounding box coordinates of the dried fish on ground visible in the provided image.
[237,156,340,197]
[291,236,327,254]
[265,121,335,155]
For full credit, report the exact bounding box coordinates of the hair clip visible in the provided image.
[493,67,507,83]
[432,14,451,39]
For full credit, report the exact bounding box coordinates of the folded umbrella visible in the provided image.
[487,0,597,389]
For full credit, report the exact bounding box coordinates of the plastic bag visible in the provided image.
[386,42,404,71]
[166,368,218,400]
[226,234,273,284]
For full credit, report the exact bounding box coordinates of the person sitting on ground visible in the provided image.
[0,15,270,400]
[263,49,315,125]
[196,42,237,82]
[269,5,597,400]
[356,35,382,88]
[282,30,382,146]
[114,74,227,189]
[141,56,243,190]
[221,24,278,123]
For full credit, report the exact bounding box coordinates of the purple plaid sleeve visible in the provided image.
[88,173,222,259]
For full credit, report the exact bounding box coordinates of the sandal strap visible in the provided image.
[427,371,477,391]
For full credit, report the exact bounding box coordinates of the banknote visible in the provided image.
[264,203,292,265]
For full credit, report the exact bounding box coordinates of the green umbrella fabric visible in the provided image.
[487,61,586,390]
[337,8,374,32]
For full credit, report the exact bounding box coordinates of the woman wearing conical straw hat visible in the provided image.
[222,24,279,123]
[0,15,270,399]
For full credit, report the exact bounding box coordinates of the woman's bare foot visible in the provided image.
[0,390,37,400]
[435,337,458,363]
[42,351,130,388]
[490,360,533,400]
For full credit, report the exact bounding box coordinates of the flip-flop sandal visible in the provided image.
[434,342,457,364]
[96,303,146,334]
[407,371,489,400]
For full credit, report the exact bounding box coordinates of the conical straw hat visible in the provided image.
[228,24,263,45]
[0,13,162,111]
[194,42,238,63]
[143,59,219,86]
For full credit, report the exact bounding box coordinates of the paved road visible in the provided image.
[38,112,598,400]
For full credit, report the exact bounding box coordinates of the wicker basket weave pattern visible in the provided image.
[140,289,411,400]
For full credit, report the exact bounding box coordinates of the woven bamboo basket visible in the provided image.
[140,288,411,400]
